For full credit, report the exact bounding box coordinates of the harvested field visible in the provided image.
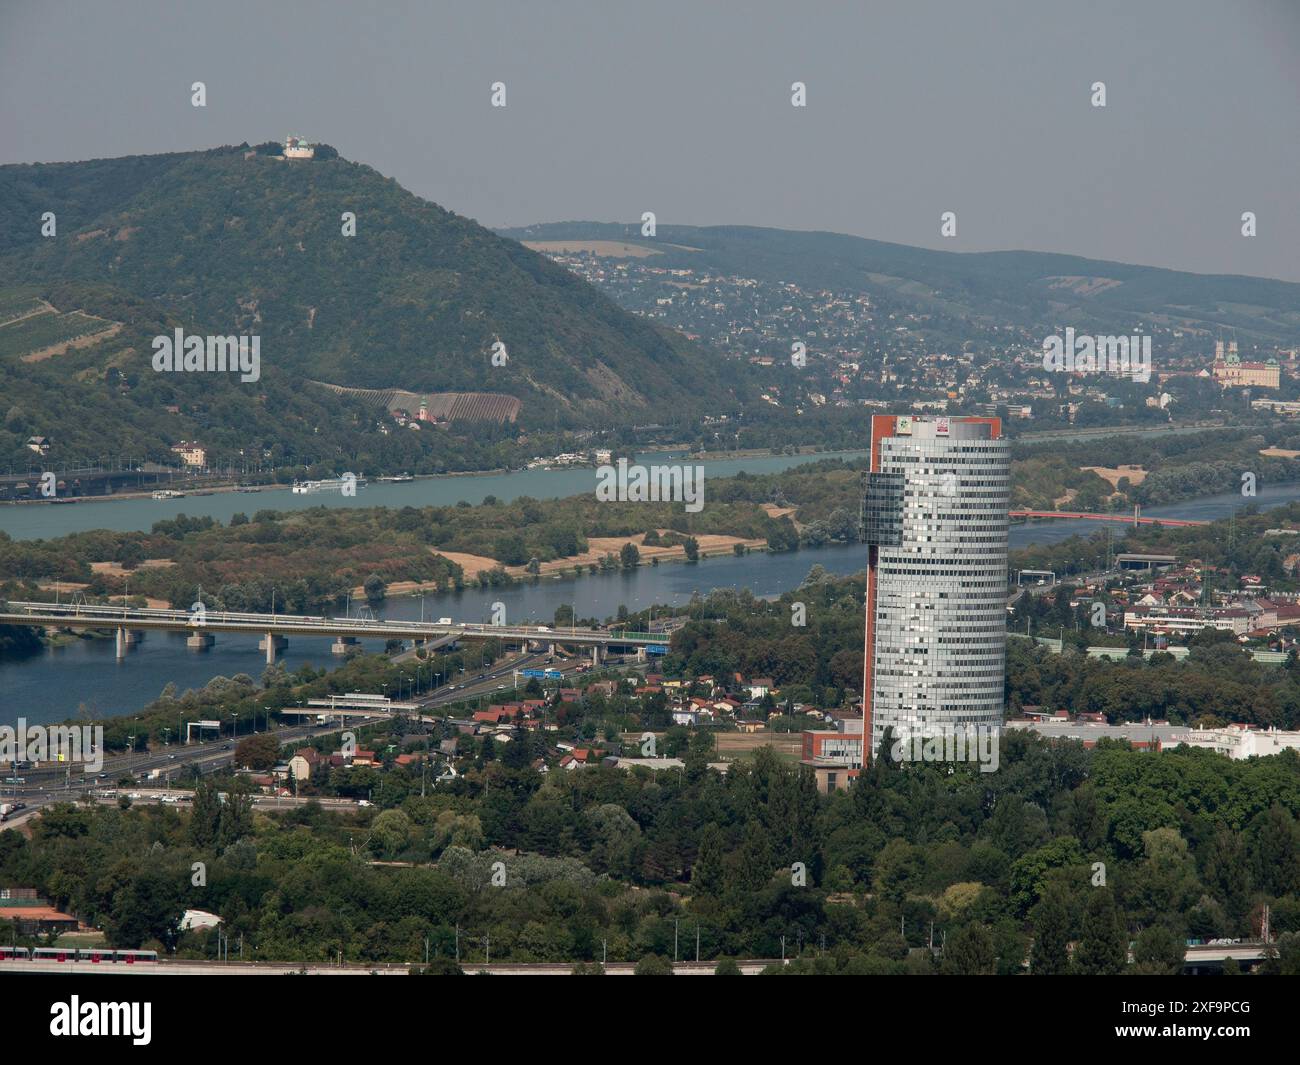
[1081,464,1148,488]
[90,559,177,577]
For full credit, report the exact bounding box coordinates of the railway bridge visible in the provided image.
[1010,506,1209,528]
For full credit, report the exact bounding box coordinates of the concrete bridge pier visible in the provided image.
[115,626,126,660]
[186,632,214,651]
[635,647,647,663]
[591,644,604,668]
[332,635,360,656]
[260,633,288,664]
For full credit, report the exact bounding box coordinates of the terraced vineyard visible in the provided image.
[0,306,116,360]
[429,392,521,424]
[311,382,522,424]
[0,290,47,326]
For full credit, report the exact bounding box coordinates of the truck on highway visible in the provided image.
[147,768,163,780]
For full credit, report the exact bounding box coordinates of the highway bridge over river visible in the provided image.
[0,601,670,665]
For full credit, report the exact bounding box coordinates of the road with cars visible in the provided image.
[2,646,628,829]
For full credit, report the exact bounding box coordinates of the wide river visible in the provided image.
[3,449,1299,727]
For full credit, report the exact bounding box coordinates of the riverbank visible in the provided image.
[0,449,868,541]
[1013,419,1229,443]
[7,470,1299,729]
[0,443,845,510]
[374,533,768,598]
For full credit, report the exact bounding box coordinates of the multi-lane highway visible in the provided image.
[1,646,601,827]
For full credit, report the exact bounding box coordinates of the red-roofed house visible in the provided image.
[560,748,595,770]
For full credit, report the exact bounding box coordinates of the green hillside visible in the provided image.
[500,222,1300,343]
[0,145,744,472]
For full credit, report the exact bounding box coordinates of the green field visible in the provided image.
[0,289,45,325]
[0,309,112,358]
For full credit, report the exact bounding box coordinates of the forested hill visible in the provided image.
[0,145,741,460]
[499,221,1300,344]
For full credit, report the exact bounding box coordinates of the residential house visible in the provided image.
[288,747,322,782]
[170,441,207,468]
[560,748,596,770]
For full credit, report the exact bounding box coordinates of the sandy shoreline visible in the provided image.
[365,533,768,599]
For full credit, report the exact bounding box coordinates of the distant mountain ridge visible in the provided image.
[499,221,1300,344]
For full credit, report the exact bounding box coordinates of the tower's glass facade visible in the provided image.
[864,417,1010,758]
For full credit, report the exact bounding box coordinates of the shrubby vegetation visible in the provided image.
[3,732,1299,972]
[0,144,752,474]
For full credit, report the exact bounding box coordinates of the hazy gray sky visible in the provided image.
[4,0,1298,280]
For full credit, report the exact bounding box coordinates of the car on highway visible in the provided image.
[221,744,231,750]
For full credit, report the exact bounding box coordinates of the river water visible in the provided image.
[0,450,863,541]
[4,454,1299,727]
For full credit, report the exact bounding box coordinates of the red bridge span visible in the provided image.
[1010,508,1209,528]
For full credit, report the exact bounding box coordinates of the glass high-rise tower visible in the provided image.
[861,415,1011,760]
